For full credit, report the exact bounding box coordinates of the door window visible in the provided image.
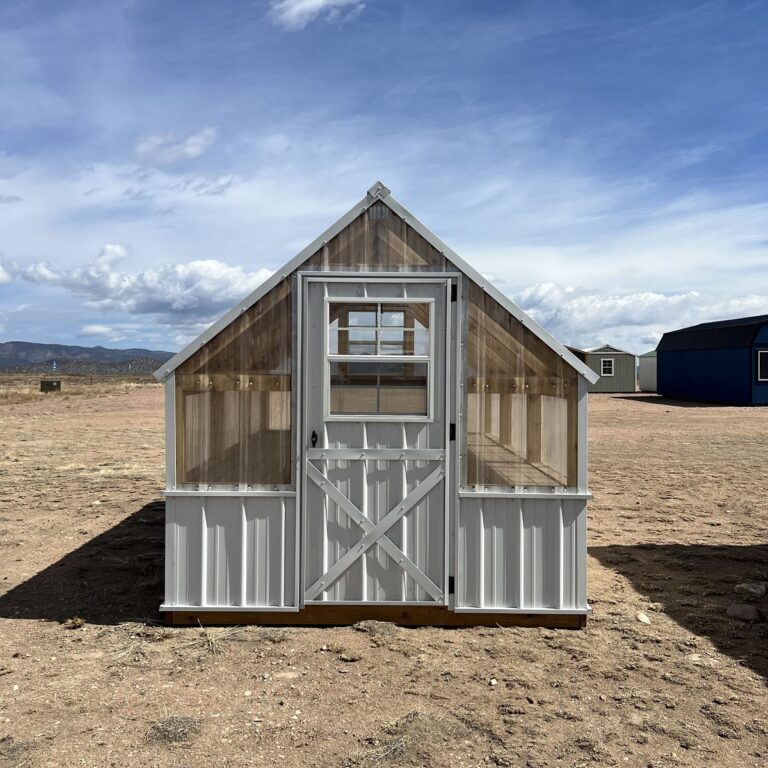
[327,301,432,417]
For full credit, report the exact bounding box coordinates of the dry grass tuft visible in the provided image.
[179,623,244,656]
[102,621,171,665]
[145,715,201,746]
[352,620,399,647]
[346,710,436,766]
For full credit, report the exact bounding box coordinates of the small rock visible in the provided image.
[63,616,85,630]
[489,678,497,687]
[636,612,651,625]
[726,603,761,622]
[734,582,767,598]
[338,653,361,663]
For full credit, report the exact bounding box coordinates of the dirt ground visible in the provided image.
[0,383,766,767]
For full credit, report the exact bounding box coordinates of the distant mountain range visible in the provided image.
[0,341,175,374]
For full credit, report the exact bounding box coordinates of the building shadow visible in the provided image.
[612,394,735,408]
[590,543,768,680]
[0,501,165,625]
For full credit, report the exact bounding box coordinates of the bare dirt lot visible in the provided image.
[0,383,766,767]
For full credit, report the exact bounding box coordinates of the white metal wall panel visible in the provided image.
[457,496,587,611]
[639,356,657,392]
[163,495,297,610]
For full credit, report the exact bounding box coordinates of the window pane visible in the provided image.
[380,363,427,415]
[759,351,768,381]
[378,329,430,356]
[382,303,430,329]
[330,361,428,416]
[379,328,405,355]
[348,328,376,355]
[381,310,405,327]
[348,310,377,327]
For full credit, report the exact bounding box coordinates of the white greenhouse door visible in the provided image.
[301,277,451,605]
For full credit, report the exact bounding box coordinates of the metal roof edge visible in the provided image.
[587,344,636,357]
[155,181,599,385]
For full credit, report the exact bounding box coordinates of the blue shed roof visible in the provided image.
[658,314,768,352]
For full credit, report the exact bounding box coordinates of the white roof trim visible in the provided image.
[587,345,636,357]
[155,182,599,384]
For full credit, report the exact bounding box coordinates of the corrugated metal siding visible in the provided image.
[457,497,587,610]
[639,356,657,392]
[586,354,636,393]
[164,495,297,609]
[753,346,768,405]
[658,348,751,404]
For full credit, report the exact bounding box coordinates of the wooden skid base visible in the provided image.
[165,605,587,629]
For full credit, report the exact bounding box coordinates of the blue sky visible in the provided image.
[1,0,766,353]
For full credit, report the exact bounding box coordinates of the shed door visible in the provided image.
[302,277,451,605]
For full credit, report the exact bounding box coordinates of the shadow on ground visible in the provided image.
[0,501,164,625]
[613,394,735,408]
[591,543,768,680]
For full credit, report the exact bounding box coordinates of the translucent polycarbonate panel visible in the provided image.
[304,201,450,272]
[330,361,428,415]
[465,284,577,488]
[175,279,292,486]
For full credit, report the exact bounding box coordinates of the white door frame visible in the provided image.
[299,274,454,606]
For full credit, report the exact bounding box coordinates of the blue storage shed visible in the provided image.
[657,314,768,405]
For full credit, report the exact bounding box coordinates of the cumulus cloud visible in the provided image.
[269,0,366,30]
[6,244,273,327]
[515,282,768,353]
[135,127,218,165]
[79,324,113,337]
[0,264,12,284]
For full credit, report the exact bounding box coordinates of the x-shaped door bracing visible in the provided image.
[305,460,445,602]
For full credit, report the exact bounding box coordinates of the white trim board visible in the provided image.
[155,181,599,385]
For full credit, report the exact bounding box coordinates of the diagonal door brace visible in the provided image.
[305,462,445,601]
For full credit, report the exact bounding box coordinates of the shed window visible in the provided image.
[758,350,768,382]
[328,301,432,417]
[601,358,614,376]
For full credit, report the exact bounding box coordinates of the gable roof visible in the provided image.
[587,344,636,357]
[155,182,599,384]
[657,314,768,352]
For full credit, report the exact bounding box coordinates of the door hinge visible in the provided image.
[448,576,455,595]
[449,423,456,441]
[450,283,458,302]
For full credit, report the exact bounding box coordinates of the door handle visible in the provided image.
[311,430,318,448]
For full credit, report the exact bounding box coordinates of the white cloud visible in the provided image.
[135,127,217,165]
[269,0,366,30]
[79,324,113,337]
[0,264,12,284]
[7,245,273,327]
[515,282,768,353]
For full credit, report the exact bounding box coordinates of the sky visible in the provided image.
[0,0,766,354]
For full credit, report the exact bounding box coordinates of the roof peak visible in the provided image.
[366,181,391,200]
